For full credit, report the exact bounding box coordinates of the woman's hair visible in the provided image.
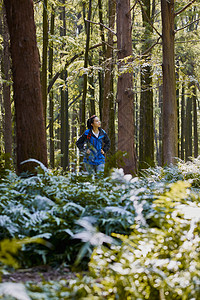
[87,115,97,129]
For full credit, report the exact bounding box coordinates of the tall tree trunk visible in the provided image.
[102,0,116,157]
[161,0,177,165]
[97,0,106,120]
[180,84,185,161]
[49,8,55,169]
[80,0,92,134]
[139,0,154,170]
[116,0,137,174]
[60,1,69,170]
[102,0,115,131]
[41,0,48,124]
[2,9,12,167]
[193,84,198,158]
[4,0,47,174]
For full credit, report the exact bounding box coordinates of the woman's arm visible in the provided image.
[76,133,87,151]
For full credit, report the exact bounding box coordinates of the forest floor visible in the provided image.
[2,265,78,283]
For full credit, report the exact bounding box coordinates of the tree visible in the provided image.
[116,0,137,174]
[193,84,198,158]
[60,0,69,170]
[139,0,154,169]
[80,0,92,134]
[41,0,48,124]
[102,0,116,157]
[1,8,12,167]
[4,0,47,173]
[48,6,55,169]
[161,0,177,165]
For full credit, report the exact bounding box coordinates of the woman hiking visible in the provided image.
[76,115,110,175]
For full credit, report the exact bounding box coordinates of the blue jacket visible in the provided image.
[76,128,110,165]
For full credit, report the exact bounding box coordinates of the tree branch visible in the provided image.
[175,17,200,33]
[140,37,161,56]
[128,0,138,14]
[84,19,117,35]
[137,0,162,38]
[48,42,108,94]
[174,0,197,17]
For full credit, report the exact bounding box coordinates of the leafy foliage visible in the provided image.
[1,159,200,298]
[23,177,200,299]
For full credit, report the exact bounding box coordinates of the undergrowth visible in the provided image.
[0,157,200,299]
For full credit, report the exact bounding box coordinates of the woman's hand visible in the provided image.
[101,149,105,155]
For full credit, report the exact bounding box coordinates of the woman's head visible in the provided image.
[87,115,101,130]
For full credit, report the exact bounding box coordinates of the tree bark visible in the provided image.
[49,8,55,169]
[158,85,163,165]
[176,65,180,158]
[161,0,177,165]
[116,0,137,174]
[185,89,192,161]
[4,0,47,173]
[102,0,116,157]
[80,0,92,134]
[41,0,48,124]
[180,84,185,160]
[60,0,69,170]
[2,9,12,167]
[88,59,96,116]
[139,0,154,169]
[193,85,198,158]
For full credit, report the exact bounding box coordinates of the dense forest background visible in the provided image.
[0,0,200,175]
[0,1,200,299]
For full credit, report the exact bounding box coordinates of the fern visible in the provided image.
[0,283,31,300]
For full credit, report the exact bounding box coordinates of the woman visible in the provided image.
[76,115,110,175]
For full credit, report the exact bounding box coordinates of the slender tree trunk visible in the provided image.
[135,80,139,159]
[98,55,104,121]
[41,0,48,124]
[4,0,47,173]
[102,0,115,131]
[176,65,180,158]
[193,85,198,157]
[180,84,185,160]
[2,9,12,167]
[98,0,106,55]
[49,8,55,168]
[60,1,69,170]
[80,0,92,134]
[88,59,96,116]
[102,0,116,157]
[139,0,154,169]
[97,0,106,120]
[185,83,193,161]
[0,92,3,156]
[161,0,177,165]
[71,107,77,172]
[116,0,137,174]
[158,85,163,165]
